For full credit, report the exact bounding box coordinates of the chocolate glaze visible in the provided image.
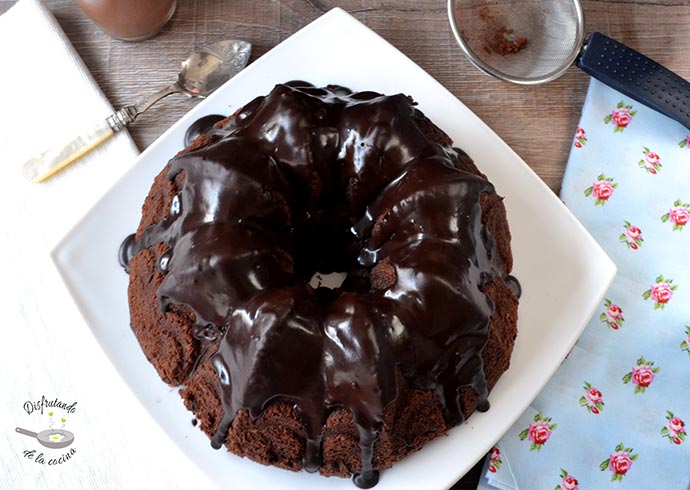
[184,114,227,147]
[121,82,517,487]
[118,233,136,273]
[505,275,522,298]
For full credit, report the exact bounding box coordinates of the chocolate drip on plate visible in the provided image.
[184,114,227,147]
[505,275,522,298]
[118,233,136,272]
[352,425,380,489]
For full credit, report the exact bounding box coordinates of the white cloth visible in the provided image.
[0,1,214,488]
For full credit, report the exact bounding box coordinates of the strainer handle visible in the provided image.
[577,32,690,130]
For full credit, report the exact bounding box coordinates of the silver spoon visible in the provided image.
[23,39,251,183]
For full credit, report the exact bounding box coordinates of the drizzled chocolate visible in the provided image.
[183,114,227,147]
[121,82,516,488]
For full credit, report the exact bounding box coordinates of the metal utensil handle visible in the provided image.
[22,119,115,184]
[15,427,38,438]
[22,85,179,184]
[577,32,690,130]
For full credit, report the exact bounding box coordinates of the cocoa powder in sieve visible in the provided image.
[478,6,528,56]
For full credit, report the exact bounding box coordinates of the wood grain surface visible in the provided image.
[2,0,690,193]
[2,1,688,488]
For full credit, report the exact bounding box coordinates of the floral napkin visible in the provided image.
[479,78,690,490]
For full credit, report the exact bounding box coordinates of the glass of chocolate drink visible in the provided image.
[75,0,177,41]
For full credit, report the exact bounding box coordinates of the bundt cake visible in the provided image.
[120,81,519,488]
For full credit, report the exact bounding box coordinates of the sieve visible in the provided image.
[448,0,690,129]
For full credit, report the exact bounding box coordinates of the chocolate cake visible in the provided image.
[120,81,519,487]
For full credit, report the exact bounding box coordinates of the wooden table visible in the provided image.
[2,1,688,488]
[2,0,689,194]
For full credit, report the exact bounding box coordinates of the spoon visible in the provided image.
[23,39,251,183]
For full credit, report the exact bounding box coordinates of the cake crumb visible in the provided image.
[370,257,397,290]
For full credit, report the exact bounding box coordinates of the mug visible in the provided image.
[76,0,177,41]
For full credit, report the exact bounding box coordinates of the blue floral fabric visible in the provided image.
[480,78,690,490]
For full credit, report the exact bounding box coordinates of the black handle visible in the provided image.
[577,32,690,130]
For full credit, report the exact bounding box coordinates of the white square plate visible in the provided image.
[53,8,615,490]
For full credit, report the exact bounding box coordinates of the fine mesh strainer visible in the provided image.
[448,0,690,129]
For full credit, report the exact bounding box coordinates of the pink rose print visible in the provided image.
[678,135,690,148]
[681,325,690,356]
[625,225,641,239]
[584,174,618,205]
[599,298,624,329]
[530,423,551,444]
[579,381,605,414]
[669,417,685,434]
[555,468,579,490]
[488,446,502,473]
[600,443,638,482]
[661,411,686,445]
[622,356,660,394]
[642,274,678,310]
[604,101,637,133]
[632,365,655,387]
[620,221,643,250]
[652,283,673,303]
[573,127,587,148]
[661,199,690,231]
[593,181,614,200]
[638,147,662,174]
[612,110,632,127]
[518,412,557,451]
[670,207,690,226]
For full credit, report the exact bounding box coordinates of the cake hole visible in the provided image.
[308,271,347,289]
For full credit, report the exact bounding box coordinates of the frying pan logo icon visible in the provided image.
[16,427,75,449]
[16,410,75,449]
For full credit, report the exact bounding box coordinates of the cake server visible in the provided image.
[448,0,690,130]
[23,39,251,183]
